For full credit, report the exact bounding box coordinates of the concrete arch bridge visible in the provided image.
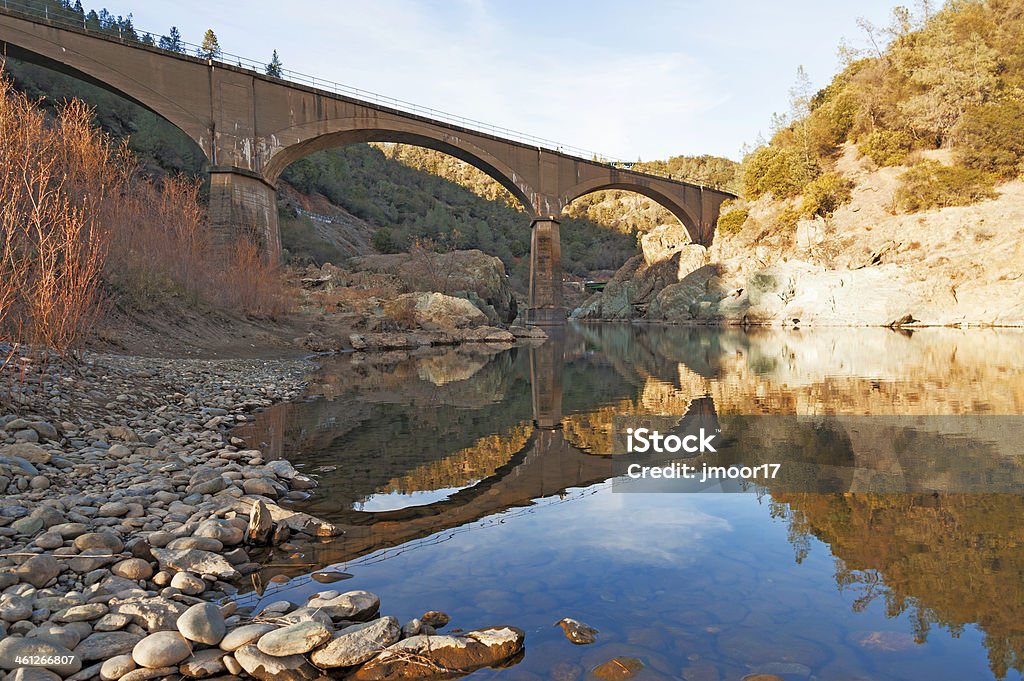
[0,7,736,323]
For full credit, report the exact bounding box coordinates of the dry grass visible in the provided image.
[0,63,289,360]
[0,78,107,357]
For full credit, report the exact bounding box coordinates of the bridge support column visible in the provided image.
[208,168,281,264]
[526,218,566,325]
[530,329,564,429]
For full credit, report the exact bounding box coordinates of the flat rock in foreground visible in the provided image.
[231,497,344,537]
[150,548,240,581]
[350,626,525,680]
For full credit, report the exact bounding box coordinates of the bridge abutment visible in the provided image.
[208,169,282,264]
[526,218,566,325]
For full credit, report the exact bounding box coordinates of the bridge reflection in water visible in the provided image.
[237,331,640,578]
[236,325,1024,586]
[232,326,1024,681]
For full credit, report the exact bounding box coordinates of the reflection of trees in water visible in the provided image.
[770,492,1024,679]
[566,325,1024,679]
[239,324,1024,677]
[379,425,533,494]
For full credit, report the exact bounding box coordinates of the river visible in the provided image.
[236,325,1024,681]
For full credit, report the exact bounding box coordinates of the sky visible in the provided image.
[106,0,900,162]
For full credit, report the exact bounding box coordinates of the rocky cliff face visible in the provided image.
[572,232,710,321]
[572,147,1024,327]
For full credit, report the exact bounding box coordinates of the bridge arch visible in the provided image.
[562,178,704,244]
[0,34,212,159]
[260,119,539,217]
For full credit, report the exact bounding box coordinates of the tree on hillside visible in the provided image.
[895,26,999,143]
[784,65,817,170]
[265,50,283,77]
[198,29,221,60]
[159,27,184,53]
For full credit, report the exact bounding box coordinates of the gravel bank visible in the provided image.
[0,350,524,680]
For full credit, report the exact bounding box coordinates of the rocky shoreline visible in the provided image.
[0,350,525,681]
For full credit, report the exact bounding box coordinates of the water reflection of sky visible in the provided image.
[354,484,478,512]
[252,482,1010,680]
[240,326,1024,681]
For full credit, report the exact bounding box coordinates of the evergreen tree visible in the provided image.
[198,29,221,60]
[117,14,138,42]
[265,50,283,78]
[97,9,114,30]
[159,27,184,53]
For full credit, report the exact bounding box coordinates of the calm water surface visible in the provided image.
[237,325,1024,681]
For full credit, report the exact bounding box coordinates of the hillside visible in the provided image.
[576,0,1024,327]
[275,143,642,291]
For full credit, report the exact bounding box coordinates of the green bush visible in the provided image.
[800,172,855,218]
[372,227,403,254]
[955,100,1024,178]
[742,145,817,199]
[809,89,859,151]
[717,207,749,235]
[778,205,803,232]
[279,212,345,265]
[894,160,997,212]
[859,129,914,166]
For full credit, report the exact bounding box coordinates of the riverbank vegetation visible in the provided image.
[0,67,286,357]
[724,0,1024,234]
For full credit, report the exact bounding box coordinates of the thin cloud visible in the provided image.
[107,0,898,160]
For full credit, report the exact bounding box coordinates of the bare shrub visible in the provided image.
[0,70,107,357]
[0,62,290,358]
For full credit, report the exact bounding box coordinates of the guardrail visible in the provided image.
[295,208,342,225]
[0,1,730,191]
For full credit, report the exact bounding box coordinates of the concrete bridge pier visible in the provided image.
[530,329,565,429]
[526,218,566,325]
[208,168,282,263]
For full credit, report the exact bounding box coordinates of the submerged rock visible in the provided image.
[311,570,353,583]
[556,617,599,645]
[591,656,644,681]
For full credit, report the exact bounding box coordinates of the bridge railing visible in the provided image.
[0,1,730,192]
